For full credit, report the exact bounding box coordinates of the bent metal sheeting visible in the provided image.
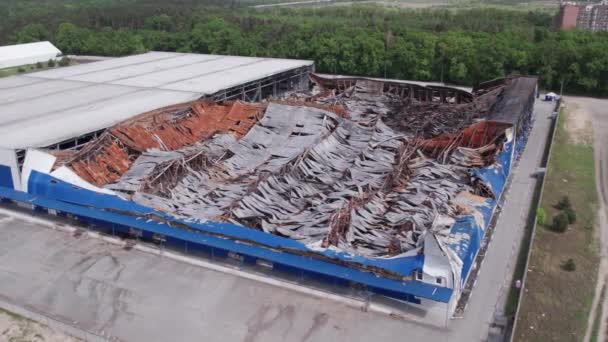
[63,100,266,186]
[19,74,536,307]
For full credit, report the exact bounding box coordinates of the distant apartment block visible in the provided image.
[559,1,608,31]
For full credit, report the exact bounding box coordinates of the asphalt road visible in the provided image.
[0,99,555,342]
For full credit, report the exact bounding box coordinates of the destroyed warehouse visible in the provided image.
[0,52,536,319]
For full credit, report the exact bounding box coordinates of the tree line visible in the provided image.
[2,1,607,95]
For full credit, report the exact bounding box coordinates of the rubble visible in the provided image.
[50,74,532,260]
[62,100,266,186]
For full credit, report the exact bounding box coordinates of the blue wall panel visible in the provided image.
[0,184,453,303]
[26,171,424,278]
[9,115,533,305]
[448,115,533,287]
[0,165,14,189]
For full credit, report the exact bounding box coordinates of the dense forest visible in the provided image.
[1,0,607,95]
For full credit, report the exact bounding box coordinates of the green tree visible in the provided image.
[387,36,418,80]
[436,32,474,84]
[351,32,385,77]
[536,208,546,225]
[562,258,576,272]
[83,28,145,56]
[556,196,571,211]
[551,212,569,233]
[144,14,174,32]
[55,23,88,55]
[190,17,249,55]
[12,23,48,43]
[309,33,340,74]
[554,34,582,95]
[58,56,70,67]
[565,208,577,224]
[1,3,607,95]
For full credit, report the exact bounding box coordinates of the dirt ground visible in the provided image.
[564,102,594,145]
[515,99,600,342]
[267,0,450,9]
[357,0,448,8]
[0,310,78,342]
[331,0,559,11]
[565,96,608,342]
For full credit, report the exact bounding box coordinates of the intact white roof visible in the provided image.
[27,51,312,94]
[0,41,62,68]
[0,52,313,149]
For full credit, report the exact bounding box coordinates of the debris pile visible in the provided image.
[60,101,266,186]
[52,75,533,259]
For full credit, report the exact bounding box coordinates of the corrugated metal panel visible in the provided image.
[0,166,13,188]
[0,86,200,149]
[0,52,313,149]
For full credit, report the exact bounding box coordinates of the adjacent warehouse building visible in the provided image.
[0,41,62,69]
[0,51,536,324]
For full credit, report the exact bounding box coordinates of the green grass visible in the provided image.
[514,106,600,342]
[590,284,606,342]
[0,61,68,78]
[0,66,26,78]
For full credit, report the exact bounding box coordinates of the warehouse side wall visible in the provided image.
[0,54,60,69]
[0,148,20,190]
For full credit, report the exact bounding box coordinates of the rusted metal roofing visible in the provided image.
[63,100,266,186]
[69,135,131,186]
[419,121,513,155]
[50,75,534,259]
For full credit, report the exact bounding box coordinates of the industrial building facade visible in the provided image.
[559,1,608,31]
[0,52,536,324]
[0,41,62,69]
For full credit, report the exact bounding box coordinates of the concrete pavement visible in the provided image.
[0,99,555,342]
[447,99,555,340]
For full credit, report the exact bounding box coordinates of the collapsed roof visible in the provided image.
[49,74,534,260]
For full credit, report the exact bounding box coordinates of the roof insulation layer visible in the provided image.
[0,52,313,149]
[0,41,62,69]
